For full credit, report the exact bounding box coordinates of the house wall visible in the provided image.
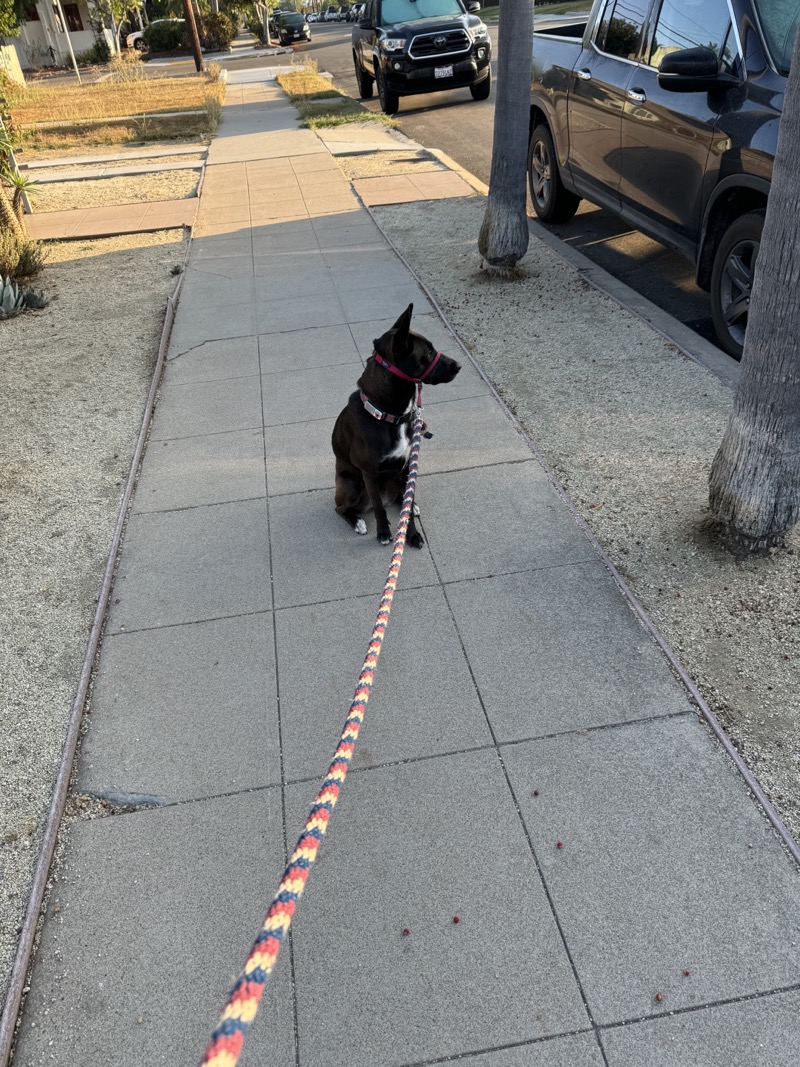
[0,42,26,84]
[16,2,114,69]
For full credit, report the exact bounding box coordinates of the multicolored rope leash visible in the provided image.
[201,410,425,1067]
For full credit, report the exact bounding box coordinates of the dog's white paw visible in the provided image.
[354,518,367,535]
[413,503,420,517]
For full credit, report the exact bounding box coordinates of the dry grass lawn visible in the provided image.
[10,76,224,125]
[276,66,397,129]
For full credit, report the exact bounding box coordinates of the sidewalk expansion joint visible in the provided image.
[395,1026,598,1067]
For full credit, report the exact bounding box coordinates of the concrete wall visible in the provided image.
[0,42,26,84]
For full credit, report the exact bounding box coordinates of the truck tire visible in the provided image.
[470,67,491,100]
[353,53,374,99]
[528,123,580,224]
[710,209,765,360]
[376,65,399,115]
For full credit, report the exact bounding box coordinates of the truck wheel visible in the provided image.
[376,65,399,115]
[528,123,580,224]
[470,67,491,100]
[353,53,374,99]
[710,209,765,360]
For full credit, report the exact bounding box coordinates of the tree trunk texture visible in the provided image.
[708,27,800,551]
[0,183,25,244]
[478,0,533,275]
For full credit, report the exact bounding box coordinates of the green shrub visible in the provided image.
[144,20,186,52]
[196,12,235,52]
[0,229,47,281]
[73,39,111,65]
[247,14,267,42]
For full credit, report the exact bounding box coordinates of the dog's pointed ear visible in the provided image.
[373,303,414,359]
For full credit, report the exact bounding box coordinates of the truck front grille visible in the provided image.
[408,29,471,61]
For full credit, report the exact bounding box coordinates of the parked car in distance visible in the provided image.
[307,12,319,21]
[352,0,491,114]
[276,11,312,44]
[324,8,340,20]
[528,0,799,359]
[125,17,183,50]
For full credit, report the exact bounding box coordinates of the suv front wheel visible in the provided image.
[375,64,399,115]
[710,209,765,361]
[528,123,580,224]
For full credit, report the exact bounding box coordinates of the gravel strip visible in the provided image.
[374,197,800,842]
[33,170,200,212]
[0,229,187,1007]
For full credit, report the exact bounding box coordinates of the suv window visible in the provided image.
[596,0,650,60]
[381,0,464,23]
[648,0,736,71]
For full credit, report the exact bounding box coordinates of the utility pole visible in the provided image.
[52,0,82,84]
[181,0,204,72]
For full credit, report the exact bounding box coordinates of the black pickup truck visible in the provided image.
[528,0,799,358]
[352,0,491,115]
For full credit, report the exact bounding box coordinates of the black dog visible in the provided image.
[331,304,461,547]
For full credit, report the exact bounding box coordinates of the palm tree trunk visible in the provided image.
[0,183,25,244]
[708,27,800,551]
[478,0,533,276]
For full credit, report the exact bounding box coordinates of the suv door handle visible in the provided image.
[626,87,646,103]
[576,68,592,80]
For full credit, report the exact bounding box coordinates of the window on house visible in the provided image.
[62,4,84,32]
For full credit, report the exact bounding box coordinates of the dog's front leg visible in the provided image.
[361,469,393,545]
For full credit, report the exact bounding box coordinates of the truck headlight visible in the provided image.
[381,37,405,51]
[473,24,488,40]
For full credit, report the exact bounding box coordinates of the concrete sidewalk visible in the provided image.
[12,72,800,1067]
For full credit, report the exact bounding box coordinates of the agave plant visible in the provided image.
[0,274,49,320]
[0,274,25,319]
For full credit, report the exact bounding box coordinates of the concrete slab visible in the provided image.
[419,462,598,583]
[409,394,533,474]
[285,750,591,1067]
[338,283,433,321]
[177,269,257,309]
[264,417,335,496]
[79,613,281,802]
[262,361,362,425]
[188,233,253,260]
[207,128,321,165]
[133,428,265,513]
[254,266,336,300]
[168,302,258,355]
[258,322,362,374]
[353,171,476,206]
[165,335,260,385]
[187,253,255,279]
[445,563,691,741]
[106,498,272,633]
[501,718,800,1026]
[257,291,348,335]
[150,374,262,440]
[276,585,494,782]
[12,792,295,1067]
[601,989,800,1066]
[454,1034,605,1066]
[267,487,439,609]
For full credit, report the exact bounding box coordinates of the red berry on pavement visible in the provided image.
[556,841,563,849]
[683,969,691,977]
[402,928,410,936]
[452,916,460,924]
[654,992,664,1003]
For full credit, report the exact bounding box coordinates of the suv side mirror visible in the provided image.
[467,1,481,10]
[657,46,737,92]
[359,17,373,27]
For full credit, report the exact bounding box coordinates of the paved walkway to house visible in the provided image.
[12,70,800,1067]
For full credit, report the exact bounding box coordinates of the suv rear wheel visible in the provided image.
[353,53,373,99]
[710,209,765,361]
[528,123,580,224]
[375,64,399,115]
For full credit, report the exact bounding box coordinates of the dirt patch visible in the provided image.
[0,227,187,1009]
[34,169,200,212]
[336,149,444,181]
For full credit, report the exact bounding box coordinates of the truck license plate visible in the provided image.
[435,65,454,79]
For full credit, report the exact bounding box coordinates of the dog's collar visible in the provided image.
[372,350,442,385]
[359,391,415,425]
